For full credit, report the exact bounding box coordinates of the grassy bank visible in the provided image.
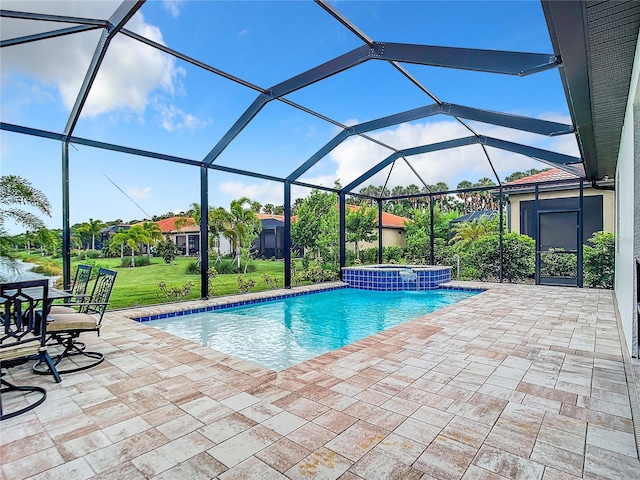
[20,254,288,309]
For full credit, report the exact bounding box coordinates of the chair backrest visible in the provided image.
[0,279,49,350]
[82,268,117,324]
[70,264,92,298]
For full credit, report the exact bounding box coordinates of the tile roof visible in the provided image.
[347,204,410,228]
[257,207,410,229]
[505,168,580,185]
[154,216,199,233]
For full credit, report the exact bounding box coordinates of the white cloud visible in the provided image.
[127,186,151,200]
[237,28,249,38]
[326,117,580,192]
[215,115,581,202]
[1,1,205,125]
[163,0,185,18]
[153,97,211,132]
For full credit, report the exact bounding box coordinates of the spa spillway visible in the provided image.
[341,264,452,291]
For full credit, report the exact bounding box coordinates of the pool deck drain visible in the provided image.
[1,281,639,479]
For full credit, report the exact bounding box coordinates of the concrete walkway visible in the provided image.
[1,282,639,479]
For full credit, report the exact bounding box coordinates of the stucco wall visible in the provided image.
[614,33,640,357]
[508,188,615,234]
[347,227,407,252]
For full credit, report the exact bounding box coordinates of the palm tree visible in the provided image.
[33,228,57,256]
[174,215,191,232]
[142,221,163,261]
[0,175,51,277]
[406,184,422,209]
[0,175,51,231]
[263,203,275,215]
[123,225,150,267]
[86,218,105,251]
[449,217,496,251]
[109,228,128,262]
[217,197,262,269]
[456,180,474,213]
[210,207,229,262]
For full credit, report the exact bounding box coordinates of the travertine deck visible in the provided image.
[1,282,639,479]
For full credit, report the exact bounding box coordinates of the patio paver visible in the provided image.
[1,281,639,479]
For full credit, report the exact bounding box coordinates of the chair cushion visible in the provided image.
[47,313,99,332]
[0,342,40,361]
[49,305,77,314]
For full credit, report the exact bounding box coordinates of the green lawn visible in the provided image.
[20,254,290,310]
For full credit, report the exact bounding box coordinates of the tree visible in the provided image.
[0,175,51,229]
[214,198,262,269]
[250,201,262,213]
[109,228,128,262]
[0,175,51,278]
[291,189,338,261]
[123,225,150,267]
[80,218,105,251]
[174,215,192,233]
[449,216,498,252]
[156,238,179,264]
[346,206,378,260]
[263,203,275,215]
[33,228,58,256]
[291,197,305,215]
[142,221,163,261]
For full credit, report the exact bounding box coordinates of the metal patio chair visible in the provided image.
[1,279,61,421]
[33,268,117,375]
[49,264,93,315]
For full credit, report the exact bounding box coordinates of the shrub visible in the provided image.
[157,281,194,302]
[583,231,614,288]
[156,239,178,264]
[119,255,150,267]
[207,267,218,295]
[501,233,535,282]
[262,273,280,289]
[540,248,577,277]
[405,229,430,264]
[303,264,338,283]
[358,247,379,265]
[462,232,534,282]
[31,261,62,277]
[185,260,200,275]
[237,276,256,293]
[383,245,404,263]
[215,258,255,274]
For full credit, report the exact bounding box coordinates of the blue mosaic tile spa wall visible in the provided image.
[342,266,452,291]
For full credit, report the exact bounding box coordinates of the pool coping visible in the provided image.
[121,281,487,323]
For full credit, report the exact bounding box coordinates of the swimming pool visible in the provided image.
[147,287,479,371]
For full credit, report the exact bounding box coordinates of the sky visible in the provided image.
[0,0,579,234]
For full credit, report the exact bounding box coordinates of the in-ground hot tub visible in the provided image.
[341,264,452,291]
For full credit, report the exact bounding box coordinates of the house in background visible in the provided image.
[253,214,296,259]
[505,168,615,243]
[99,224,130,250]
[155,216,201,256]
[252,208,411,259]
[504,168,615,286]
[345,205,410,252]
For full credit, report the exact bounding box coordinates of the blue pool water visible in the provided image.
[148,287,479,371]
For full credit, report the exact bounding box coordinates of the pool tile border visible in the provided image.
[128,282,486,323]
